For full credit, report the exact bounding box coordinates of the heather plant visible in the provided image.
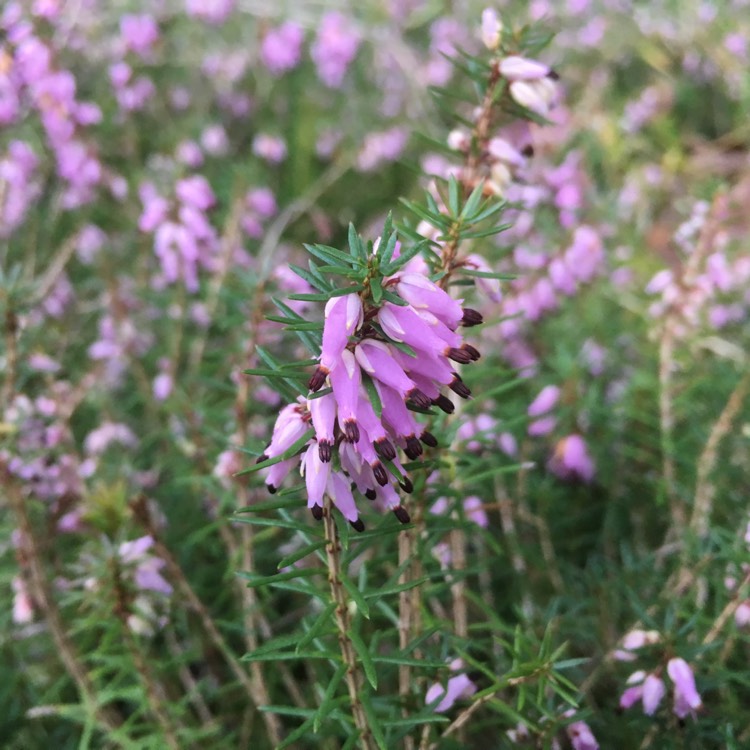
[2,2,750,750]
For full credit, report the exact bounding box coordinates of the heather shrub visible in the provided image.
[2,2,749,749]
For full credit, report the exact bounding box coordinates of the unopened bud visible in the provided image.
[499,55,550,81]
[487,137,525,167]
[480,8,502,51]
[393,506,411,524]
[490,162,512,193]
[509,80,549,116]
[447,128,471,152]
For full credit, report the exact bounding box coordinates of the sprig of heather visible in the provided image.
[244,13,561,536]
[246,216,483,531]
[239,20,570,744]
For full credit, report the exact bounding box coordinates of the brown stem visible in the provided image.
[439,61,502,286]
[2,464,121,733]
[232,279,307,721]
[581,196,747,700]
[658,325,683,529]
[323,495,375,750]
[398,529,417,750]
[164,628,215,725]
[428,693,495,749]
[449,527,468,639]
[188,195,244,372]
[2,307,18,408]
[703,571,750,646]
[690,372,750,536]
[514,504,565,595]
[131,498,283,746]
[497,498,532,617]
[111,559,181,750]
[659,193,725,537]
[31,234,78,306]
[404,56,505,723]
[430,668,548,750]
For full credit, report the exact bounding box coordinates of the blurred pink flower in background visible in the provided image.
[528,384,561,417]
[120,14,159,57]
[252,133,287,164]
[261,22,304,75]
[311,12,360,88]
[549,434,595,482]
[185,0,235,25]
[356,127,408,171]
[84,422,138,456]
[425,659,477,712]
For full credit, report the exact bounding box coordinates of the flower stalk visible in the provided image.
[323,493,376,750]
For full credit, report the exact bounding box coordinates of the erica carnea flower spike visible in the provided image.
[249,214,488,530]
[244,10,563,531]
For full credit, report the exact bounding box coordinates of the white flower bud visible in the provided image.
[510,80,549,116]
[490,162,512,192]
[499,55,550,80]
[480,8,502,50]
[447,128,470,151]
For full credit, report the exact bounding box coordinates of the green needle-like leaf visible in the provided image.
[359,691,387,750]
[349,628,377,690]
[236,429,314,475]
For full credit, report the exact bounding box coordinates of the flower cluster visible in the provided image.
[119,535,171,591]
[423,41,607,380]
[260,22,304,76]
[258,261,484,530]
[185,0,235,26]
[240,186,278,239]
[1,392,87,505]
[435,15,563,200]
[645,190,750,336]
[88,279,154,387]
[456,411,517,457]
[505,711,599,749]
[310,11,361,89]
[110,536,172,636]
[0,140,40,238]
[1,4,105,208]
[356,126,409,172]
[491,224,604,374]
[620,658,703,719]
[109,59,156,113]
[614,630,703,719]
[138,175,219,293]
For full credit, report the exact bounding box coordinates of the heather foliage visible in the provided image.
[2,2,750,749]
